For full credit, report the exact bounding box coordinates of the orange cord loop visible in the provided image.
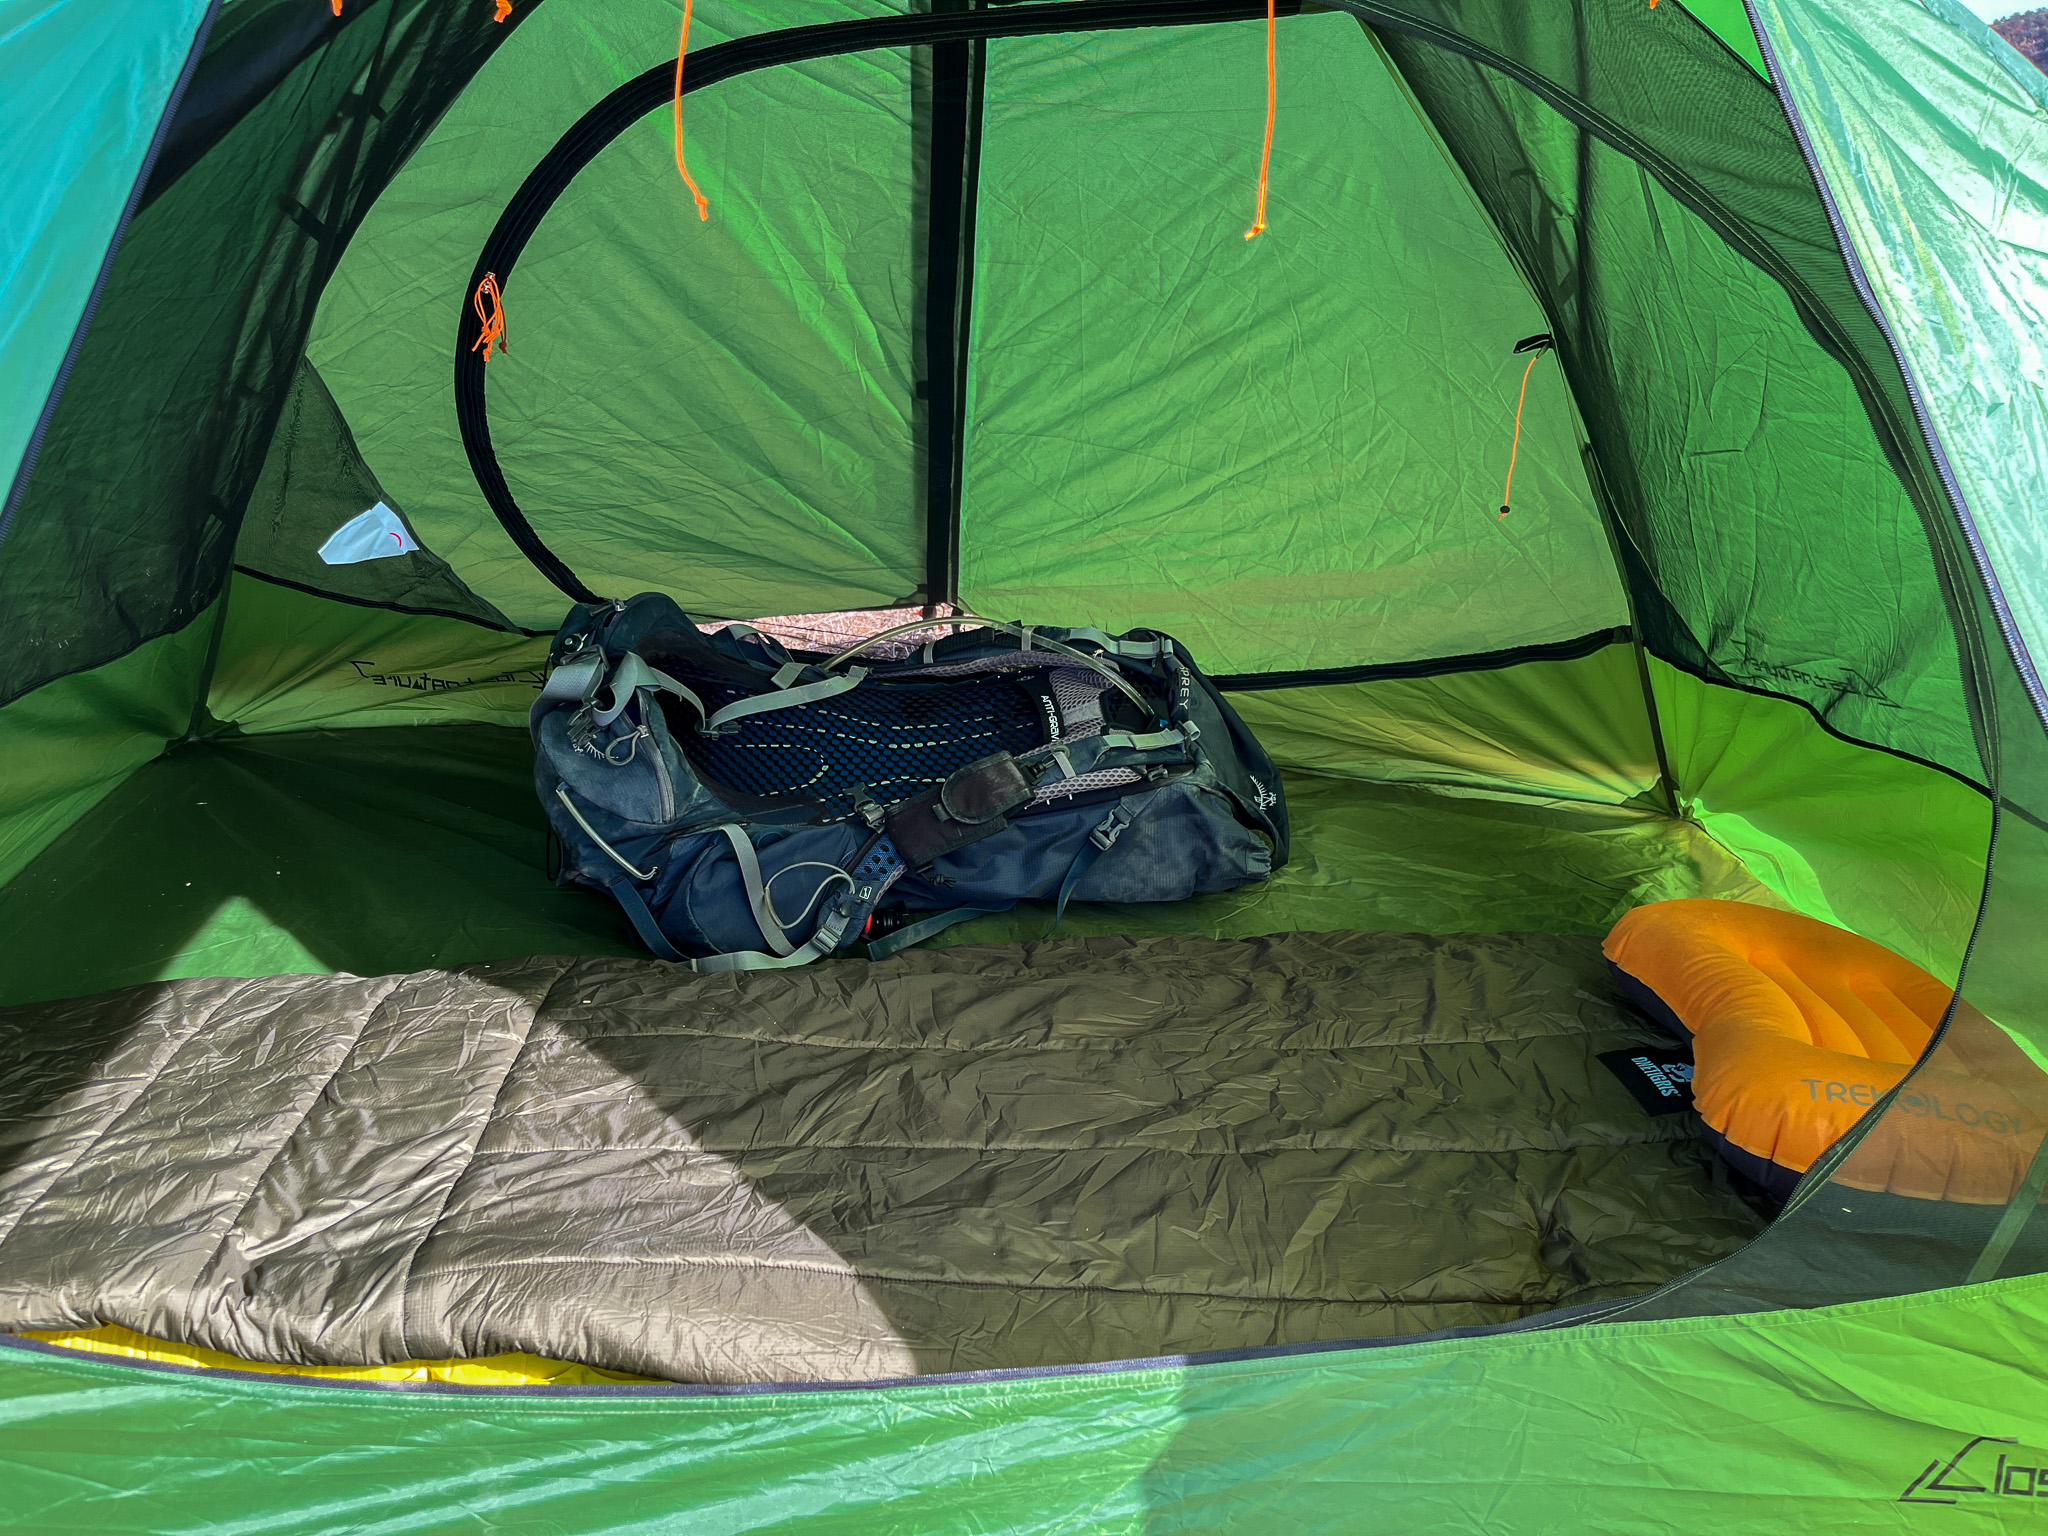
[1245,0,1276,239]
[1499,337,1553,518]
[472,273,507,360]
[672,0,710,221]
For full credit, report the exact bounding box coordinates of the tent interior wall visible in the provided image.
[3,0,2045,1405]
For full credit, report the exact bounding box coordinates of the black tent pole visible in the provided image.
[919,0,987,616]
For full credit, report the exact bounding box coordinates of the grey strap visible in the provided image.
[1098,723,1195,753]
[538,656,605,706]
[820,615,1152,717]
[593,654,708,729]
[713,823,797,957]
[692,900,853,973]
[699,667,867,735]
[1062,627,1173,659]
[579,653,860,737]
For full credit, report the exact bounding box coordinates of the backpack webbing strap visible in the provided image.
[593,653,707,728]
[1059,628,1174,660]
[1049,798,1142,935]
[865,902,1015,960]
[604,877,686,962]
[589,654,868,739]
[691,905,856,972]
[699,668,868,736]
[607,878,861,972]
[1097,724,1193,753]
[540,656,606,706]
[713,823,799,958]
[694,831,907,971]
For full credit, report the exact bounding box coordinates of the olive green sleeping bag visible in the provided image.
[0,931,1763,1382]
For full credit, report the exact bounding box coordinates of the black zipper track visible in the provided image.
[454,0,1305,604]
[1213,626,1629,691]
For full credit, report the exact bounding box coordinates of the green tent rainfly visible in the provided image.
[4,0,2048,1527]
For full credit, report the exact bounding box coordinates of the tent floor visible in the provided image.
[0,726,1776,1378]
[0,725,1765,1006]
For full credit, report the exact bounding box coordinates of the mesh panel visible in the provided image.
[1360,0,1985,785]
[670,668,1047,803]
[234,358,517,630]
[0,0,525,706]
[1049,667,1106,740]
[1032,668,1139,803]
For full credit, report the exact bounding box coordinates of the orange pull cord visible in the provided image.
[494,0,513,19]
[672,0,711,221]
[1244,0,1277,239]
[330,0,342,14]
[472,273,507,360]
[1499,349,1544,518]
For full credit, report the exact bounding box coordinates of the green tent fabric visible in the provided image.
[956,16,1625,673]
[5,0,2048,1525]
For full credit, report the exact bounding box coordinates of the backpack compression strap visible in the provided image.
[592,652,868,736]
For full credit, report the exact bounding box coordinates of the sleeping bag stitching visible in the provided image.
[410,1248,1632,1310]
[387,960,571,1359]
[187,977,411,1315]
[0,977,291,1250]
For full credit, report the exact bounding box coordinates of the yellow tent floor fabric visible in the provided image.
[20,1324,655,1387]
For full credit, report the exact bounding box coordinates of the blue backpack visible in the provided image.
[532,595,1288,970]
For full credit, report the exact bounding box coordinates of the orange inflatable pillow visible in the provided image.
[1604,900,2043,1204]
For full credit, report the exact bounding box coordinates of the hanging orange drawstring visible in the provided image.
[330,0,342,15]
[494,0,513,19]
[1499,335,1553,518]
[672,0,710,221]
[472,273,507,360]
[1245,0,1277,239]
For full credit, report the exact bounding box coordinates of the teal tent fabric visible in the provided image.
[1751,0,2048,725]
[0,0,212,507]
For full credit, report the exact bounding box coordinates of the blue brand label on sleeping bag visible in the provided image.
[1598,1046,1697,1116]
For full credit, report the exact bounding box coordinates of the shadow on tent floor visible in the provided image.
[0,725,1767,1007]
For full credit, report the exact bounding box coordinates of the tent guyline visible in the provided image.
[672,0,710,220]
[1499,332,1553,518]
[651,0,1280,235]
[1247,0,1277,238]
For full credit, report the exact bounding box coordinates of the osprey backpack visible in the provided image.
[532,594,1288,970]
